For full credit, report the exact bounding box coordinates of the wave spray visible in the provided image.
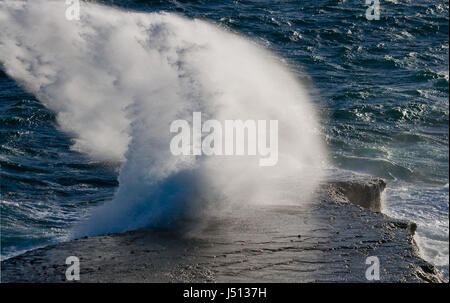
[0,0,327,237]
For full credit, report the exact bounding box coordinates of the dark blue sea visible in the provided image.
[0,0,448,277]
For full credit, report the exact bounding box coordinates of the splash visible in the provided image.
[0,0,327,236]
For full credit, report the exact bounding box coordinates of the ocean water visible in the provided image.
[0,0,448,278]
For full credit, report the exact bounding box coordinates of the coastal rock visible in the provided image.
[328,178,386,212]
[1,179,446,283]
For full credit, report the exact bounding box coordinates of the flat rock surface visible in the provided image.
[1,180,446,282]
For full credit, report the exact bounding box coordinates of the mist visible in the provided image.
[0,0,327,237]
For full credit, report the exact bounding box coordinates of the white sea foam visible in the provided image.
[0,0,327,236]
[383,185,449,277]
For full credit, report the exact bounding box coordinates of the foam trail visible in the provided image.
[0,0,327,236]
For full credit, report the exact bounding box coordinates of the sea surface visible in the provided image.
[1,0,448,277]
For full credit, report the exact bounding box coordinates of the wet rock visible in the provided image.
[1,179,446,283]
[329,178,386,212]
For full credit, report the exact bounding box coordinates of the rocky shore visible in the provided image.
[1,179,447,282]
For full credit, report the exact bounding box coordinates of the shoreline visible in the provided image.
[1,179,447,283]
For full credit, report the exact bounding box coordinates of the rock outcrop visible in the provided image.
[328,178,386,212]
[1,179,447,283]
